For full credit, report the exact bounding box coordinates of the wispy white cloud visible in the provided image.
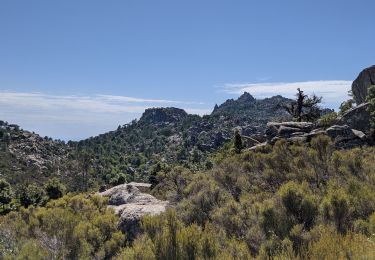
[97,94,204,105]
[220,80,352,109]
[0,91,210,140]
[0,92,205,114]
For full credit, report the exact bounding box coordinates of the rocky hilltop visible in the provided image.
[0,121,73,187]
[0,92,294,188]
[76,93,293,181]
[139,107,188,125]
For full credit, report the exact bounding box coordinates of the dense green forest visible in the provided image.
[1,82,375,259]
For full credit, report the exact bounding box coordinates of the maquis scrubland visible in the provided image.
[1,65,375,259]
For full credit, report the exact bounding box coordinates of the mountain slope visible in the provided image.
[0,93,295,189]
[0,121,75,188]
[76,93,292,182]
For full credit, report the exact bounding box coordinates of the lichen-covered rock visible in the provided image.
[116,202,169,239]
[326,125,354,139]
[278,126,304,137]
[351,129,366,140]
[287,136,308,143]
[266,122,314,139]
[260,120,369,149]
[127,182,152,193]
[249,142,268,151]
[351,65,375,104]
[99,183,169,240]
[336,103,371,133]
[303,129,327,141]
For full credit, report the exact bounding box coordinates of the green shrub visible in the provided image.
[117,235,155,260]
[260,199,292,239]
[0,194,125,259]
[305,229,375,259]
[2,138,375,259]
[179,173,230,225]
[318,112,338,127]
[278,181,318,229]
[339,99,354,115]
[321,185,352,233]
[18,183,47,208]
[44,177,66,200]
[0,180,13,214]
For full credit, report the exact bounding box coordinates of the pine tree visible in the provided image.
[233,130,243,154]
[149,163,161,188]
[283,88,322,122]
[0,179,13,212]
[78,150,93,192]
[44,178,66,200]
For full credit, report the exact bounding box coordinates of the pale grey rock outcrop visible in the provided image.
[336,103,371,133]
[266,122,314,141]
[99,183,169,240]
[351,65,375,104]
[261,121,369,149]
[326,125,354,139]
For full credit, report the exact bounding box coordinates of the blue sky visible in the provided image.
[0,0,374,140]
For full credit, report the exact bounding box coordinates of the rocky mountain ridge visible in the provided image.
[2,63,374,190]
[75,93,294,181]
[1,92,295,187]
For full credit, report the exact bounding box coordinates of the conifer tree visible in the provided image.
[0,179,12,212]
[233,130,243,154]
[44,178,66,200]
[283,88,322,122]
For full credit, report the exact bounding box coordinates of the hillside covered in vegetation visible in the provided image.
[0,93,294,193]
[1,66,375,259]
[1,137,375,259]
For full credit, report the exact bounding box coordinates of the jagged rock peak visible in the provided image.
[238,92,256,102]
[139,107,188,124]
[352,65,375,104]
[219,92,256,106]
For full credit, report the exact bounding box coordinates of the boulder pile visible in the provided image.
[263,121,369,149]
